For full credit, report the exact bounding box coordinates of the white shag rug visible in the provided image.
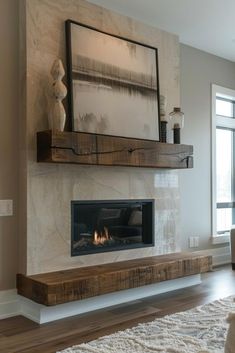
[57,296,235,353]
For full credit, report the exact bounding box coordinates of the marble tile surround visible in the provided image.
[23,0,180,275]
[28,164,180,274]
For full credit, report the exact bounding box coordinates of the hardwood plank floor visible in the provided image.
[1,265,235,353]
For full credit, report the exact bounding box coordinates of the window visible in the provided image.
[212,85,235,243]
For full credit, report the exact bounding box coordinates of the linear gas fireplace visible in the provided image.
[71,199,154,256]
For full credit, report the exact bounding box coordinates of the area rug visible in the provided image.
[57,296,235,353]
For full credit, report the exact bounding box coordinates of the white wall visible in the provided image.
[179,44,235,251]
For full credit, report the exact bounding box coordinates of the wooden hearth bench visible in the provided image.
[17,252,212,306]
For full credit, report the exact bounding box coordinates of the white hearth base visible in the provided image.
[17,274,201,324]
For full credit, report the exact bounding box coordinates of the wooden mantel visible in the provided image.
[17,252,212,306]
[37,130,193,169]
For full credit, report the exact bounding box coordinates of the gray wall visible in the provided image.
[0,0,19,290]
[179,44,235,251]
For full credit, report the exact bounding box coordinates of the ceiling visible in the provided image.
[88,0,235,62]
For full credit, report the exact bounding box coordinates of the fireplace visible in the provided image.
[71,199,154,256]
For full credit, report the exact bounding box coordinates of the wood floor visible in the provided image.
[1,265,235,353]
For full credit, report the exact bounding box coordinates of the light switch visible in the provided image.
[0,200,13,216]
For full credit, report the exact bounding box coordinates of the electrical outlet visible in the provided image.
[0,200,13,216]
[189,236,199,248]
[189,237,194,248]
[194,236,199,247]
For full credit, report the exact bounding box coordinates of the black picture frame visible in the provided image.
[65,19,161,141]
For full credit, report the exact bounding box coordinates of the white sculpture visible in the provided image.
[48,59,67,131]
[160,94,167,118]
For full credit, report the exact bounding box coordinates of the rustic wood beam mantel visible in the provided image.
[37,130,193,169]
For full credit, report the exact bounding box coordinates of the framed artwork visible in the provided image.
[66,20,160,141]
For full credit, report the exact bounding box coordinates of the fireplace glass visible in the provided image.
[71,199,154,256]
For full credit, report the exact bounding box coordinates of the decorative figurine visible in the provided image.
[48,59,67,131]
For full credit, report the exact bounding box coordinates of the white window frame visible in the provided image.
[211,84,235,244]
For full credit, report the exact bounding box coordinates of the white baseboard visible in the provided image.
[0,289,19,320]
[194,246,231,266]
[0,275,201,324]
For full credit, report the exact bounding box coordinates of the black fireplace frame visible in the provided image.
[71,199,155,256]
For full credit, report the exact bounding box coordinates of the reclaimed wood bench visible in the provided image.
[17,252,212,306]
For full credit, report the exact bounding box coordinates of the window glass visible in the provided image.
[216,128,232,203]
[214,88,235,236]
[216,99,233,117]
[216,208,232,232]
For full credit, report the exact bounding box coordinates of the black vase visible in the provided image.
[173,127,181,144]
[160,121,168,143]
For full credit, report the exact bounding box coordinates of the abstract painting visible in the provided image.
[66,20,160,140]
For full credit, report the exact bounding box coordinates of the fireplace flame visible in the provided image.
[93,227,111,245]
